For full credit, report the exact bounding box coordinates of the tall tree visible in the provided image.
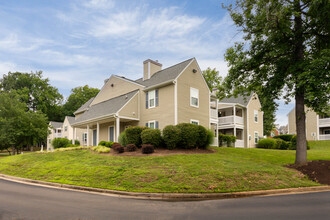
[202,67,223,91]
[0,71,64,121]
[0,92,49,155]
[63,85,100,117]
[222,0,330,164]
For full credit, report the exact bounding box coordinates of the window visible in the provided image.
[64,126,67,132]
[83,133,87,144]
[190,119,199,125]
[146,89,159,109]
[254,132,259,144]
[254,110,258,123]
[146,121,159,129]
[190,87,199,107]
[109,126,114,142]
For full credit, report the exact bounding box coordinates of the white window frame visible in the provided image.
[147,120,156,129]
[83,133,87,145]
[64,126,67,132]
[108,126,115,142]
[148,90,156,108]
[190,119,199,125]
[254,110,258,123]
[190,87,199,108]
[254,131,259,144]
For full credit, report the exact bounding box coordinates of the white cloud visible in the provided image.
[0,62,17,74]
[83,0,115,10]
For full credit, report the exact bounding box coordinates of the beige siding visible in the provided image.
[118,93,139,119]
[91,76,142,106]
[247,94,263,148]
[139,85,175,129]
[288,109,296,135]
[289,107,318,140]
[62,117,72,140]
[75,112,83,119]
[177,60,210,128]
[143,61,162,80]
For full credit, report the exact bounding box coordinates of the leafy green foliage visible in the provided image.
[91,146,110,153]
[290,135,310,150]
[273,135,294,142]
[141,129,162,148]
[257,138,277,149]
[202,67,223,91]
[118,131,128,146]
[51,138,70,149]
[176,123,199,149]
[125,126,148,147]
[218,134,236,147]
[63,85,99,117]
[162,125,181,150]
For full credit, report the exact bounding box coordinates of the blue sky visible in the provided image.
[0,0,294,125]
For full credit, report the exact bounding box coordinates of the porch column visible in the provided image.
[72,127,75,144]
[87,125,90,146]
[96,122,100,145]
[116,117,120,142]
[233,105,236,148]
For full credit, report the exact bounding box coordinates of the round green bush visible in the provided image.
[125,126,148,147]
[176,123,199,149]
[290,135,310,150]
[51,138,70,149]
[275,139,289,150]
[257,138,276,149]
[162,125,181,150]
[141,129,162,148]
[273,134,294,142]
[118,131,128,146]
[196,125,208,149]
[98,141,107,146]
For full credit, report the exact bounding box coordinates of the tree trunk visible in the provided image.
[11,146,16,155]
[295,93,307,165]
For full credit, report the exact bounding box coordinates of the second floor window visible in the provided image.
[254,110,258,123]
[64,126,67,132]
[190,87,199,107]
[146,89,159,109]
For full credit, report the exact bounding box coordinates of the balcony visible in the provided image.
[218,116,244,126]
[319,118,330,127]
[210,109,218,119]
[319,134,330,140]
[54,133,62,138]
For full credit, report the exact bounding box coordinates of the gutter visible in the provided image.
[72,113,116,126]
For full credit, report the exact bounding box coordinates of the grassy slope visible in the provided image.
[0,141,329,193]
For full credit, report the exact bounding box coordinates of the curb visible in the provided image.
[1,174,329,201]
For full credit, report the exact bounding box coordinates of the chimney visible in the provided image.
[143,59,162,81]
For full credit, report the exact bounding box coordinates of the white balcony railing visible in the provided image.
[235,139,244,148]
[319,118,330,127]
[210,109,218,119]
[218,116,244,126]
[54,133,62,138]
[319,134,330,140]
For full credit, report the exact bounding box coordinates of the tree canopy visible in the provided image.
[63,85,100,117]
[0,71,64,121]
[222,0,329,164]
[202,67,223,91]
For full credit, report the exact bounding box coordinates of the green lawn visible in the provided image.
[0,141,329,193]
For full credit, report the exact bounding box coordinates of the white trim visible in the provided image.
[254,131,259,144]
[147,120,156,129]
[143,79,174,91]
[174,80,178,125]
[190,87,199,108]
[218,102,246,108]
[148,61,150,79]
[246,108,249,148]
[83,132,88,146]
[190,119,199,125]
[254,110,258,123]
[108,125,115,142]
[72,113,116,126]
[119,116,139,121]
[246,92,256,108]
[96,122,99,146]
[316,114,319,140]
[174,58,195,81]
[113,75,145,88]
[116,117,120,142]
[148,89,156,108]
[86,125,89,146]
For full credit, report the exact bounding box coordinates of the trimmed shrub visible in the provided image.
[141,144,154,154]
[162,125,181,150]
[126,144,137,152]
[51,138,70,149]
[105,141,114,148]
[98,141,107,146]
[257,138,277,149]
[206,129,215,147]
[289,135,310,150]
[74,140,80,146]
[118,131,128,146]
[176,123,199,149]
[141,129,162,148]
[273,134,294,142]
[218,134,236,147]
[125,126,148,147]
[91,146,110,153]
[112,143,124,153]
[54,146,90,152]
[196,125,208,149]
[275,139,290,150]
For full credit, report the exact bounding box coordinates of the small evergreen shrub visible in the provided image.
[74,140,80,145]
[218,134,236,147]
[141,129,162,148]
[126,144,137,152]
[176,123,199,149]
[290,135,310,150]
[275,139,289,150]
[91,146,110,153]
[257,138,277,149]
[125,126,148,147]
[52,138,71,149]
[196,125,208,149]
[273,134,294,142]
[98,141,107,146]
[141,144,154,154]
[118,131,128,146]
[105,141,114,148]
[162,125,181,150]
[112,143,124,153]
[206,129,215,147]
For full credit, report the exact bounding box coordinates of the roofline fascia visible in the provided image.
[113,75,145,88]
[117,91,140,118]
[72,113,116,127]
[143,79,174,91]
[218,102,246,108]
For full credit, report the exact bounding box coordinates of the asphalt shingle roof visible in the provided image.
[66,116,76,125]
[74,97,95,114]
[219,93,254,107]
[73,90,139,125]
[50,121,63,129]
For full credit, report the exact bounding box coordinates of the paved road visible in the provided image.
[0,179,329,220]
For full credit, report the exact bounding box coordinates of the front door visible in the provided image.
[109,126,114,142]
[93,130,97,146]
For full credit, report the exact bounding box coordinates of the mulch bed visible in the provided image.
[286,160,330,185]
[109,148,216,157]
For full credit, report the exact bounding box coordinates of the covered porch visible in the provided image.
[219,127,245,148]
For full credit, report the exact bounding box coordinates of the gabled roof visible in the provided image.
[49,121,63,129]
[74,97,95,115]
[66,116,76,125]
[219,93,254,107]
[135,58,194,88]
[73,90,139,125]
